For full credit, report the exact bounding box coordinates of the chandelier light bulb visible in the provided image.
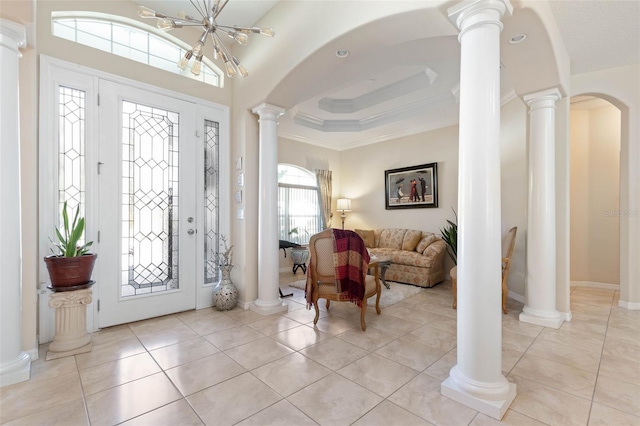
[177,11,192,20]
[177,51,193,70]
[138,6,157,18]
[192,41,204,56]
[191,57,203,76]
[157,19,176,31]
[232,31,249,45]
[231,56,249,77]
[260,27,275,37]
[225,60,237,78]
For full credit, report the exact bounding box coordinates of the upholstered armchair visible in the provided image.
[307,229,381,331]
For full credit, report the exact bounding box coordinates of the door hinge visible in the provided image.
[195,130,200,138]
[97,93,100,106]
[97,300,100,312]
[98,162,104,175]
[97,231,100,243]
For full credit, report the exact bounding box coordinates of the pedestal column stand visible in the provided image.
[46,286,93,360]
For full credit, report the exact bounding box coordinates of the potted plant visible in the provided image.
[44,202,97,289]
[440,208,458,265]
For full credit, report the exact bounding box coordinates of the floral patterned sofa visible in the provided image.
[355,228,447,288]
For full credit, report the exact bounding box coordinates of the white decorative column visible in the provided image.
[250,103,288,315]
[441,0,515,420]
[0,19,30,387]
[46,289,93,360]
[520,88,564,328]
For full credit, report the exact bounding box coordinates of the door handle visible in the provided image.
[187,229,195,235]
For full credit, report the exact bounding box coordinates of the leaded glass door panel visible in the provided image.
[98,81,197,327]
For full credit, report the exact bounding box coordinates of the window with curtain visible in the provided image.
[278,164,321,245]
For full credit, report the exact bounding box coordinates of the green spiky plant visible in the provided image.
[51,201,93,257]
[440,208,458,265]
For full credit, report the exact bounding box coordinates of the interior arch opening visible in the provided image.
[569,95,622,303]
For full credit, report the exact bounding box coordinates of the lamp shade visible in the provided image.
[336,198,351,212]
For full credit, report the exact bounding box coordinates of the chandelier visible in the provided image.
[138,0,274,78]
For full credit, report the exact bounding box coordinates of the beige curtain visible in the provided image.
[315,169,332,229]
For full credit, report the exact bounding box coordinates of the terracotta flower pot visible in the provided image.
[44,253,97,288]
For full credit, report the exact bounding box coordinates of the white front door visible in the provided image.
[97,80,198,327]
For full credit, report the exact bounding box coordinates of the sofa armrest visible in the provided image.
[422,240,447,267]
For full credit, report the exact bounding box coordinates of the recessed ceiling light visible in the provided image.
[509,34,527,44]
[335,49,350,58]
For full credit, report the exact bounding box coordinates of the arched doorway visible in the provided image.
[569,96,622,302]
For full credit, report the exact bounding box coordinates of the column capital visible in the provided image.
[252,102,285,120]
[448,0,513,36]
[0,19,27,55]
[523,87,563,109]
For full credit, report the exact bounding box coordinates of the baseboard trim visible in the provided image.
[26,348,39,361]
[571,281,619,290]
[618,300,640,310]
[237,300,252,310]
[507,291,525,304]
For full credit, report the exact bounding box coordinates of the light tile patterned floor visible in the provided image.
[1,275,639,425]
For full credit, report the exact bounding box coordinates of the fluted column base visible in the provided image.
[520,306,564,329]
[442,366,516,420]
[250,300,288,316]
[47,289,92,359]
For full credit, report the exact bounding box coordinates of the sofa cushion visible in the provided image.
[402,230,423,251]
[354,229,375,248]
[416,233,438,253]
[379,229,406,250]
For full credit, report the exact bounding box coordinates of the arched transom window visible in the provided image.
[52,12,222,87]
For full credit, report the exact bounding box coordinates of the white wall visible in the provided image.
[570,104,621,285]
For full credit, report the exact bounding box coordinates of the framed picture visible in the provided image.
[385,162,438,209]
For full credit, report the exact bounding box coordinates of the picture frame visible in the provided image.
[385,162,438,209]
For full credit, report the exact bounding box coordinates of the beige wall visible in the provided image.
[570,103,621,285]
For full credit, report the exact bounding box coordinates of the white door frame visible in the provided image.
[38,56,229,340]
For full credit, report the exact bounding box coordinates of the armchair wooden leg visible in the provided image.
[375,290,381,315]
[313,300,320,325]
[452,276,457,309]
[502,283,508,314]
[325,300,331,310]
[360,303,367,331]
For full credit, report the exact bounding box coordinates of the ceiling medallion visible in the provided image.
[138,0,275,78]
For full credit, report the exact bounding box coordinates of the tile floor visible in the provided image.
[1,275,638,425]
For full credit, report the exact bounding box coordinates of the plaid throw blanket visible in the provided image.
[305,229,370,307]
